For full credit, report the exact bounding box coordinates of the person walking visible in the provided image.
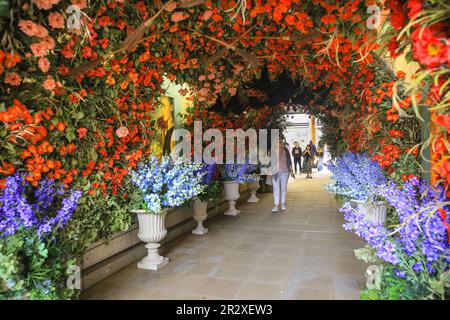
[308,140,317,156]
[270,138,294,213]
[303,144,314,179]
[291,141,302,174]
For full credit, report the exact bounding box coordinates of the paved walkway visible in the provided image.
[82,170,368,300]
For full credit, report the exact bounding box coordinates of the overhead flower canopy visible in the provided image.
[0,0,448,194]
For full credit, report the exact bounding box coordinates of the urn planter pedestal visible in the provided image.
[247,181,260,203]
[352,200,387,224]
[192,199,208,235]
[132,209,169,270]
[222,181,240,216]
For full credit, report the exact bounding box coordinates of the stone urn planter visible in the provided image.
[132,209,169,270]
[222,181,240,216]
[247,181,260,203]
[352,200,387,224]
[364,202,387,224]
[192,199,208,235]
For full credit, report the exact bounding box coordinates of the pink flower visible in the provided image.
[41,36,56,50]
[171,11,188,23]
[19,20,49,38]
[4,72,22,86]
[71,0,87,9]
[164,2,177,12]
[32,0,60,10]
[30,42,48,57]
[198,75,206,81]
[48,12,65,29]
[43,76,56,91]
[202,10,213,21]
[228,87,237,96]
[35,25,49,38]
[38,57,50,73]
[19,20,39,37]
[207,73,215,80]
[116,126,129,138]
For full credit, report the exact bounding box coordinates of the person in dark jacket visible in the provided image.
[291,141,302,174]
[308,140,317,156]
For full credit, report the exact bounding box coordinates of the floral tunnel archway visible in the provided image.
[0,0,448,299]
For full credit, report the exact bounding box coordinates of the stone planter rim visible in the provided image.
[351,199,385,205]
[130,208,171,215]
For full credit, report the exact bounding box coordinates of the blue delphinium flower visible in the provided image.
[340,175,450,282]
[340,202,399,264]
[220,159,259,183]
[376,177,450,268]
[394,269,406,279]
[130,156,206,214]
[327,152,386,201]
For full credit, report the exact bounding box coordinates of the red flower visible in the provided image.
[412,28,447,68]
[387,36,399,58]
[389,130,404,138]
[81,46,94,59]
[407,0,422,19]
[388,0,407,30]
[98,16,110,27]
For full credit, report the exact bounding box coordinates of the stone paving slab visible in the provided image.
[81,170,367,300]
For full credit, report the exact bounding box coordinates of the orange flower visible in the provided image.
[120,80,129,89]
[56,121,66,132]
[4,52,21,68]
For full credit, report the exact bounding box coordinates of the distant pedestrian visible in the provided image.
[303,145,314,179]
[308,140,317,156]
[291,141,302,174]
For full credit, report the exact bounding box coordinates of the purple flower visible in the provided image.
[0,173,82,238]
[394,269,406,279]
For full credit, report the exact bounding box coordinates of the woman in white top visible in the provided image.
[270,138,294,213]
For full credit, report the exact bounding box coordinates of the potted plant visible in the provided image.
[129,156,205,270]
[220,162,259,216]
[245,164,261,203]
[326,152,388,223]
[191,163,221,235]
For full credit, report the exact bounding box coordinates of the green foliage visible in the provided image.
[197,181,222,203]
[0,229,77,300]
[360,265,408,300]
[64,181,135,254]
